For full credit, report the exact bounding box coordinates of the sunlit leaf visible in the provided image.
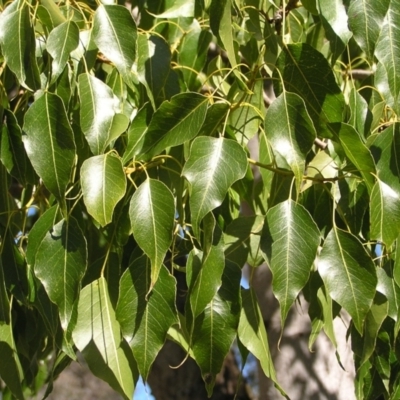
[0,2,40,90]
[261,200,320,325]
[274,43,345,137]
[23,93,76,201]
[348,0,389,62]
[318,228,377,333]
[46,20,79,83]
[81,153,126,227]
[182,136,247,236]
[140,92,208,158]
[116,253,178,379]
[375,0,400,113]
[329,122,376,194]
[370,178,400,248]
[35,217,87,329]
[129,179,175,288]
[155,0,194,18]
[73,277,136,400]
[265,92,316,193]
[238,288,287,398]
[93,5,137,80]
[191,261,241,395]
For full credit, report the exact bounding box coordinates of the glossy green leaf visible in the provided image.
[348,0,390,62]
[178,21,213,91]
[238,288,286,397]
[360,294,388,366]
[40,0,66,26]
[136,34,171,108]
[368,124,400,195]
[186,224,225,322]
[73,277,136,400]
[35,217,87,329]
[261,200,320,325]
[274,43,345,137]
[0,2,40,90]
[191,261,241,395]
[370,179,400,248]
[122,104,151,164]
[318,0,352,61]
[129,179,175,288]
[182,136,247,236]
[376,266,400,321]
[140,93,208,158]
[46,20,79,83]
[375,0,400,113]
[318,228,377,333]
[0,320,24,400]
[93,5,137,80]
[81,153,126,227]
[23,92,76,201]
[329,122,376,194]
[26,205,59,266]
[348,88,372,139]
[116,253,178,379]
[1,109,35,186]
[79,73,128,155]
[209,0,239,76]
[265,92,316,192]
[155,0,194,18]
[224,215,264,268]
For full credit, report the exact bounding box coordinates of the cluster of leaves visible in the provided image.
[0,0,400,398]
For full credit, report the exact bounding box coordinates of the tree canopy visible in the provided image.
[0,0,399,399]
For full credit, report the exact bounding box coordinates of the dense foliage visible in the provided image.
[0,0,400,398]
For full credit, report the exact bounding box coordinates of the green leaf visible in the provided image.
[93,5,137,80]
[376,266,400,321]
[155,0,194,18]
[375,0,400,112]
[368,123,400,195]
[191,261,241,395]
[23,92,76,201]
[34,217,87,329]
[209,0,239,76]
[122,104,151,164]
[73,277,136,400]
[265,92,316,193]
[318,228,377,334]
[1,109,35,186]
[0,2,40,90]
[182,136,247,236]
[0,320,24,400]
[129,179,175,288]
[186,224,225,323]
[140,93,208,158]
[178,21,213,91]
[46,20,79,84]
[329,122,376,194]
[238,288,287,398]
[370,179,400,248]
[318,0,352,61]
[348,88,372,139]
[26,205,59,266]
[78,73,128,155]
[116,253,178,379]
[136,34,172,108]
[261,200,320,325]
[81,153,126,227]
[360,294,388,366]
[224,215,264,268]
[274,43,345,137]
[348,0,390,62]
